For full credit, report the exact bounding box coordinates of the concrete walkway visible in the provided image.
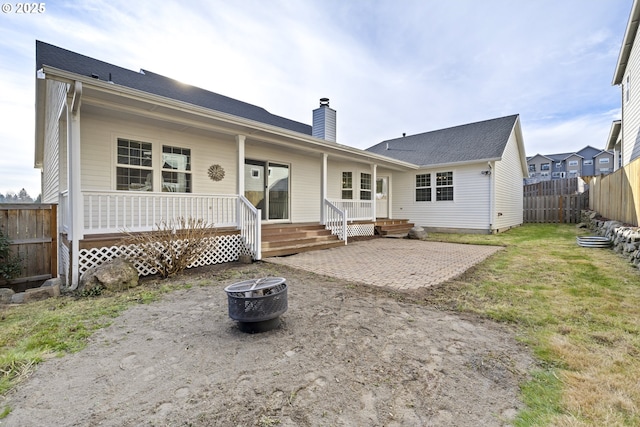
[263,238,503,291]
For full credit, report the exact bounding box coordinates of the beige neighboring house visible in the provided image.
[34,41,527,287]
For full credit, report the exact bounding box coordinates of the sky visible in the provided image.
[0,0,633,198]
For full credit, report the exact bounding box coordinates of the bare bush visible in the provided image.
[121,217,217,279]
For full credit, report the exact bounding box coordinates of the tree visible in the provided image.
[0,228,22,280]
[17,188,32,203]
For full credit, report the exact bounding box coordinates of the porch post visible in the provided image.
[371,163,377,221]
[67,81,83,289]
[236,135,246,195]
[236,134,246,229]
[320,153,328,225]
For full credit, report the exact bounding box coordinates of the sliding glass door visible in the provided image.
[244,160,289,221]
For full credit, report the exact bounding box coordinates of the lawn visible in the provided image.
[428,224,640,426]
[0,223,638,426]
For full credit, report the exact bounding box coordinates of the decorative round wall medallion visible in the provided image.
[208,164,225,182]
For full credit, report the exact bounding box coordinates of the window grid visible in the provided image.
[415,173,431,202]
[436,171,453,201]
[360,173,372,200]
[342,172,353,200]
[117,139,153,191]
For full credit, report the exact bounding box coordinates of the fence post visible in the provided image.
[559,196,564,223]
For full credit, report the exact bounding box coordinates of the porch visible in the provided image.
[60,191,393,285]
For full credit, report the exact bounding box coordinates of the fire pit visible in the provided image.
[224,277,288,333]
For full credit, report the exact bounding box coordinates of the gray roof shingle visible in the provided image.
[366,115,519,167]
[36,41,312,135]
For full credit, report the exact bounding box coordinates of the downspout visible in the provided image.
[68,81,83,289]
[488,161,494,234]
[320,153,328,225]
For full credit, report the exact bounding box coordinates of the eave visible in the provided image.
[40,65,418,172]
[613,0,640,85]
[606,120,622,150]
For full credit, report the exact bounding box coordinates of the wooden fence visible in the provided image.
[523,193,589,224]
[0,204,57,284]
[523,177,583,196]
[589,158,640,226]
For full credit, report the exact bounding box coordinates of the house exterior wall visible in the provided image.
[80,112,238,194]
[526,155,552,181]
[326,159,376,202]
[390,163,491,232]
[42,80,67,203]
[621,29,640,166]
[594,151,614,175]
[564,154,582,178]
[494,130,524,231]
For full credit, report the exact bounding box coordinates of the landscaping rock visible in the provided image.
[23,284,60,303]
[0,287,14,304]
[11,292,24,304]
[41,277,61,288]
[408,226,427,240]
[79,258,139,293]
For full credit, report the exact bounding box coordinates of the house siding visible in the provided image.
[622,28,640,166]
[80,113,238,195]
[494,130,524,231]
[391,163,491,232]
[42,80,67,203]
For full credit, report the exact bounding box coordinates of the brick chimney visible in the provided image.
[312,98,336,142]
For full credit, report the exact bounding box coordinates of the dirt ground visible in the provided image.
[2,261,534,427]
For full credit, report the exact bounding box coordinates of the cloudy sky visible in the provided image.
[0,0,633,198]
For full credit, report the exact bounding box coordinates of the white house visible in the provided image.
[612,0,640,166]
[34,41,527,287]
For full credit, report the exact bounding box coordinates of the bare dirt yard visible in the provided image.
[2,261,534,427]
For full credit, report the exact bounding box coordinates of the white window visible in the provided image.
[162,146,191,193]
[568,160,578,167]
[360,173,372,200]
[436,171,454,201]
[342,172,352,199]
[555,162,562,168]
[541,172,550,177]
[599,168,611,173]
[116,139,192,193]
[599,158,610,164]
[568,171,578,177]
[415,173,431,202]
[583,159,593,166]
[541,163,550,171]
[116,138,153,191]
[528,164,536,172]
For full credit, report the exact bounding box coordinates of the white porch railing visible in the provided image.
[324,199,348,243]
[327,199,373,221]
[238,195,262,260]
[82,191,238,233]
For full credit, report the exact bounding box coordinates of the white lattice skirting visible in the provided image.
[347,223,375,237]
[78,234,244,278]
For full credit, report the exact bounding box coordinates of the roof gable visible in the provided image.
[36,41,312,135]
[613,0,640,85]
[365,115,519,167]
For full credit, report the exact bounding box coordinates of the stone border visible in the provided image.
[580,210,640,269]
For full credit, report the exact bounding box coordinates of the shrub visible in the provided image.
[0,228,22,280]
[121,217,216,279]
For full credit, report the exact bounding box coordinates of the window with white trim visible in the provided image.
[568,160,578,167]
[555,162,562,168]
[599,158,610,164]
[528,164,536,172]
[360,173,372,200]
[568,171,578,177]
[342,172,352,199]
[415,173,431,202]
[436,171,453,201]
[541,163,550,171]
[117,138,153,191]
[583,159,593,166]
[162,146,191,192]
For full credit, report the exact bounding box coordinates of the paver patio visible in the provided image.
[264,238,503,291]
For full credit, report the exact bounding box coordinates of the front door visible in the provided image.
[376,176,388,218]
[244,159,289,221]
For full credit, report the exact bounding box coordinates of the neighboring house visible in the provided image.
[366,115,527,234]
[525,146,614,183]
[612,0,640,166]
[34,41,527,287]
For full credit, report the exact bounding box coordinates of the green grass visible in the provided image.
[428,224,640,426]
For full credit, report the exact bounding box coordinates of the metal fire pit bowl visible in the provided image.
[577,236,612,248]
[224,277,288,333]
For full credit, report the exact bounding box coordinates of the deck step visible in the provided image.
[261,223,345,257]
[374,219,414,236]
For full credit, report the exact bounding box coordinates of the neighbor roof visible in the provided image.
[366,115,519,167]
[35,41,312,135]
